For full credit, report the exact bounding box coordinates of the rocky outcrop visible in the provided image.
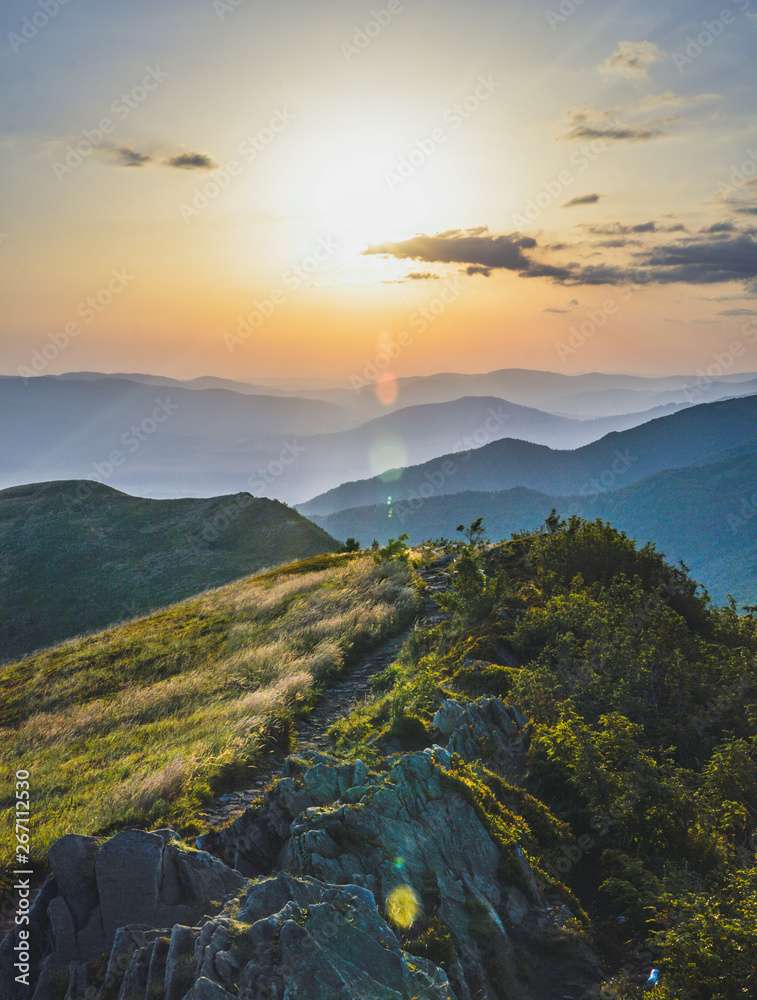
[1,700,601,1000]
[433,697,528,780]
[0,829,244,999]
[197,757,369,876]
[196,732,599,1000]
[4,874,453,1000]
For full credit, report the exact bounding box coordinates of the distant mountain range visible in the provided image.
[0,481,337,661]
[301,395,757,515]
[311,447,757,607]
[50,366,757,419]
[1,371,719,502]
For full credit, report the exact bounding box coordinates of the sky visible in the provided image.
[2,0,757,383]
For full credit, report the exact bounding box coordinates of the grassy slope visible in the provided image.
[0,551,421,870]
[0,480,339,661]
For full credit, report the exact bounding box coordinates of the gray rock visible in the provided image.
[200,758,370,875]
[0,830,244,999]
[52,875,452,1000]
[47,836,98,931]
[436,697,528,780]
[164,925,199,1000]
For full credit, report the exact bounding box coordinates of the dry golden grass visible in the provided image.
[0,552,419,868]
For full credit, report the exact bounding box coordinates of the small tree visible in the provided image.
[343,537,361,552]
[374,533,410,563]
[456,517,486,546]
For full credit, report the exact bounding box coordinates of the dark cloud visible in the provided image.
[563,193,601,207]
[736,206,757,216]
[367,227,757,291]
[565,122,666,142]
[364,228,536,271]
[701,221,737,234]
[407,271,440,280]
[164,153,218,170]
[108,146,152,167]
[720,307,757,316]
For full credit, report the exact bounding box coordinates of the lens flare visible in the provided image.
[375,372,398,406]
[386,884,421,929]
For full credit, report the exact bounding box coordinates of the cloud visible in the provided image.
[544,298,579,314]
[719,307,757,316]
[364,228,537,271]
[594,238,643,248]
[563,193,601,208]
[407,271,440,280]
[599,40,664,79]
[164,153,218,170]
[736,206,757,216]
[554,233,757,287]
[367,226,757,292]
[583,221,686,236]
[564,122,666,142]
[701,221,738,234]
[635,91,720,113]
[562,103,677,143]
[106,146,152,167]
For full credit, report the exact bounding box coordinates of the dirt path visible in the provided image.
[197,559,449,830]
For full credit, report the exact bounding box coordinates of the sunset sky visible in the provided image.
[2,0,757,381]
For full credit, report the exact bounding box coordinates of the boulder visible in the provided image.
[0,830,244,999]
[434,697,528,780]
[32,875,453,1000]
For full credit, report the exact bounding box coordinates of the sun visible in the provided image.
[308,130,418,248]
[268,116,458,269]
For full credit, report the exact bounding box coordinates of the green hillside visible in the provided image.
[0,550,419,869]
[312,449,757,607]
[0,480,339,661]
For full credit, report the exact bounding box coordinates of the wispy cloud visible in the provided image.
[563,109,671,143]
[105,146,152,167]
[599,40,665,79]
